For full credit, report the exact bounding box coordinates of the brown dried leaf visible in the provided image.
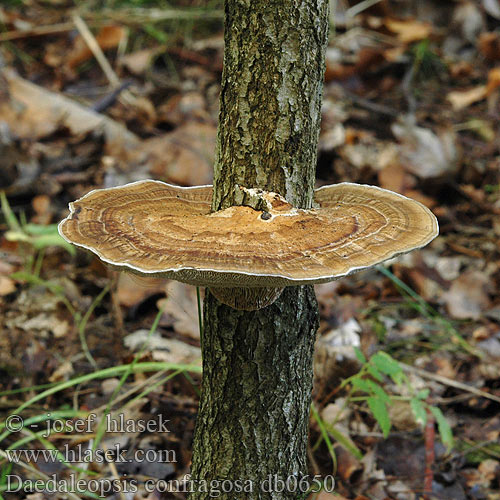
[145,121,215,186]
[116,273,165,308]
[445,271,492,320]
[392,118,458,178]
[479,32,500,61]
[384,18,432,44]
[0,69,139,145]
[48,360,74,382]
[403,189,437,209]
[378,163,406,193]
[0,275,16,296]
[483,0,500,19]
[159,281,202,340]
[336,446,362,483]
[67,25,126,69]
[486,67,500,95]
[453,1,485,43]
[121,47,164,75]
[447,86,487,110]
[123,329,201,365]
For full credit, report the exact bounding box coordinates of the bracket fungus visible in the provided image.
[59,180,438,310]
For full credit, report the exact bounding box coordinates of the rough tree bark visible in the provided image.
[189,1,329,499]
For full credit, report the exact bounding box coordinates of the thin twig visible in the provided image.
[401,363,500,405]
[102,443,127,500]
[72,14,137,107]
[0,450,82,500]
[0,22,86,42]
[343,90,398,117]
[346,0,383,18]
[86,8,223,24]
[72,14,120,88]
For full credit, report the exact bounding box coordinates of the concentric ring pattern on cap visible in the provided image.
[58,180,439,287]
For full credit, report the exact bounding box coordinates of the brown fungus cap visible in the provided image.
[58,180,438,289]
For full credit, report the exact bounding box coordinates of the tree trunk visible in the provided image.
[189,1,329,499]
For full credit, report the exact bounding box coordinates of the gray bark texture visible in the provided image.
[189,0,329,498]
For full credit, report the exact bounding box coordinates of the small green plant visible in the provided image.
[484,183,500,194]
[377,265,480,357]
[410,39,446,81]
[1,191,75,279]
[0,303,202,497]
[1,191,107,367]
[343,349,453,449]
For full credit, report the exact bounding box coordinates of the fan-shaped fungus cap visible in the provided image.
[58,180,438,309]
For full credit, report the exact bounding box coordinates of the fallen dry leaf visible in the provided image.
[325,47,387,82]
[477,337,500,359]
[392,117,458,178]
[116,273,165,308]
[378,163,407,193]
[0,275,16,296]
[433,256,463,281]
[158,281,202,340]
[479,32,500,61]
[336,446,362,483]
[445,270,492,320]
[483,0,500,19]
[486,67,500,95]
[0,69,139,145]
[13,312,70,338]
[464,458,500,488]
[145,121,215,186]
[314,318,362,385]
[48,360,74,382]
[67,25,126,69]
[453,1,485,43]
[149,339,201,365]
[121,46,164,75]
[321,399,350,422]
[384,18,432,44]
[447,85,487,110]
[124,329,201,365]
[446,68,500,110]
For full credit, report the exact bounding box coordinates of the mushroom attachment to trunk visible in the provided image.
[58,180,439,310]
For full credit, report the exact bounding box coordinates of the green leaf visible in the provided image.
[416,388,430,400]
[365,380,390,404]
[32,234,76,255]
[310,403,337,474]
[0,191,21,231]
[324,423,363,460]
[366,363,383,382]
[10,272,65,295]
[367,396,391,437]
[391,371,407,386]
[410,397,427,426]
[354,346,367,364]
[23,223,61,236]
[351,377,372,394]
[430,407,454,450]
[371,352,402,377]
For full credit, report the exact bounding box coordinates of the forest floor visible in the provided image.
[1,0,500,499]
